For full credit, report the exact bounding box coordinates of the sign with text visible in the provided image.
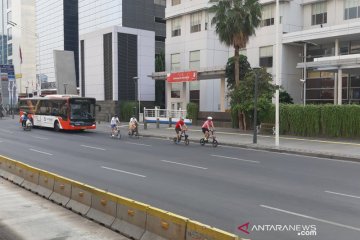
[0,65,15,82]
[167,71,198,83]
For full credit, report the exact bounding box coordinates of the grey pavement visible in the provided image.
[0,178,129,240]
[98,121,360,162]
[1,117,360,240]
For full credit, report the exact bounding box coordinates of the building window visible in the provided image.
[259,46,273,68]
[189,50,200,70]
[8,43,12,56]
[344,0,360,20]
[155,17,166,24]
[190,12,202,33]
[7,27,12,41]
[172,0,181,6]
[261,4,275,27]
[171,17,181,37]
[171,83,181,98]
[155,36,166,42]
[171,53,181,71]
[311,2,327,25]
[154,0,166,6]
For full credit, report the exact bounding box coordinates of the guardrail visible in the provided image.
[0,155,241,240]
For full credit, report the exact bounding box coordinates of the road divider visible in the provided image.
[0,154,241,240]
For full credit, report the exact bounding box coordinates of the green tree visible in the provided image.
[209,0,261,86]
[225,55,251,90]
[229,68,275,130]
[280,89,294,104]
[155,51,166,108]
[225,55,251,128]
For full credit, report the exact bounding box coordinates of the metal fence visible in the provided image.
[144,107,187,119]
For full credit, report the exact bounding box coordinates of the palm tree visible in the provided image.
[209,0,261,86]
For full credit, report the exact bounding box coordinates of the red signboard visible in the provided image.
[167,71,198,83]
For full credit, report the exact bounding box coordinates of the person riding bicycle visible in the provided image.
[110,114,120,136]
[128,116,138,135]
[202,116,215,141]
[20,112,29,127]
[175,116,187,143]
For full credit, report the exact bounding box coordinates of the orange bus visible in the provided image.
[18,95,96,131]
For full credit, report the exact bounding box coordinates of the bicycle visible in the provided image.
[128,122,139,139]
[173,130,189,145]
[110,124,121,139]
[200,130,218,147]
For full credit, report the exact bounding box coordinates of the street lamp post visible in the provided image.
[253,68,260,144]
[275,0,281,147]
[133,76,139,120]
[25,86,28,98]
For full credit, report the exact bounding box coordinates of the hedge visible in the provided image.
[261,104,360,138]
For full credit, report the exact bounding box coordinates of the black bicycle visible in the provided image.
[200,130,218,147]
[173,130,189,145]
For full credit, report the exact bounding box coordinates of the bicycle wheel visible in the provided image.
[200,138,205,146]
[212,139,218,148]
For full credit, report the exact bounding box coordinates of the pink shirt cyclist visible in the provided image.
[202,116,214,134]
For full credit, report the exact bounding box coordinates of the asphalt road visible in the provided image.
[0,119,360,240]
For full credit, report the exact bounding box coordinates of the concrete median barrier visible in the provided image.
[0,157,4,176]
[86,189,117,227]
[3,159,24,185]
[111,197,148,240]
[0,155,242,240]
[66,184,92,215]
[37,172,55,198]
[141,206,187,240]
[20,165,40,192]
[49,176,72,206]
[186,220,239,240]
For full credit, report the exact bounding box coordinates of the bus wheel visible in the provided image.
[54,121,60,132]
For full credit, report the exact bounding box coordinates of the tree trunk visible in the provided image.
[242,111,247,131]
[234,47,240,86]
[238,111,243,130]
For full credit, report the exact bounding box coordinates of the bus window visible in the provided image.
[69,98,95,121]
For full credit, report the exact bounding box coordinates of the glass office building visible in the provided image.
[36,0,78,87]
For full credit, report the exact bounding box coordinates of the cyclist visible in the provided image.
[110,114,120,136]
[202,116,215,141]
[20,112,29,127]
[128,116,138,135]
[175,116,187,143]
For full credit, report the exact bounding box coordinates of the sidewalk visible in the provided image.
[0,178,129,240]
[97,122,360,162]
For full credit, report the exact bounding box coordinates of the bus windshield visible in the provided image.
[69,98,95,121]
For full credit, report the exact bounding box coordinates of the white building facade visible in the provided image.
[78,0,165,105]
[7,0,36,97]
[165,0,360,112]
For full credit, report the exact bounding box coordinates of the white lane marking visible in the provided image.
[275,152,360,165]
[0,129,13,134]
[161,160,208,170]
[81,145,106,151]
[210,154,260,164]
[33,136,49,140]
[325,191,360,199]
[220,146,360,165]
[124,142,151,147]
[260,204,360,232]
[29,148,53,156]
[101,166,146,178]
